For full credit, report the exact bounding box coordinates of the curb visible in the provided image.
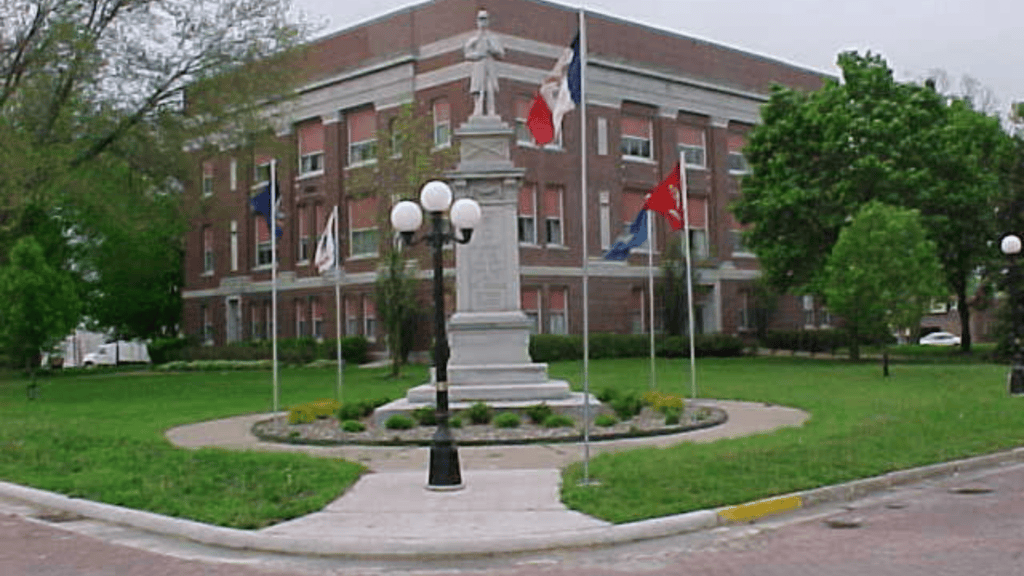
[4,446,1024,557]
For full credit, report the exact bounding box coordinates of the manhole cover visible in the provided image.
[950,485,994,494]
[824,516,863,529]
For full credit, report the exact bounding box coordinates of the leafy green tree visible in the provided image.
[0,236,80,396]
[657,236,696,336]
[823,202,945,360]
[374,250,422,377]
[733,51,1011,352]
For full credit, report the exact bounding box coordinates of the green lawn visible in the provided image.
[555,356,1023,523]
[1,357,1020,528]
[0,365,428,528]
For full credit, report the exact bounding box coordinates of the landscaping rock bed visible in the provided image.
[251,404,727,446]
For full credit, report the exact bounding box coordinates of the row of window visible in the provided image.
[199,297,378,345]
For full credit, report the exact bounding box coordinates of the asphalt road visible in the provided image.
[2,460,1023,576]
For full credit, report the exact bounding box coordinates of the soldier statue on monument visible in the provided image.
[464,10,504,117]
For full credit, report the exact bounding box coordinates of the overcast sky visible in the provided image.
[295,0,1022,113]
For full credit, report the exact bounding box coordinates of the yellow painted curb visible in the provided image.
[718,495,802,522]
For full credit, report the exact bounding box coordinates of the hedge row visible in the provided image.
[759,329,896,354]
[527,333,745,363]
[148,336,370,366]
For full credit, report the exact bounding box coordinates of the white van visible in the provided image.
[82,342,151,367]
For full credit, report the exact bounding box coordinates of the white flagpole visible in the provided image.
[578,7,594,485]
[271,159,280,413]
[647,210,656,391]
[334,205,343,403]
[679,154,697,399]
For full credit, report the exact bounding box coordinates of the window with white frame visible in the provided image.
[201,162,214,196]
[518,186,537,244]
[819,307,832,328]
[597,117,608,155]
[297,205,310,263]
[349,196,379,257]
[802,295,815,327]
[229,158,237,191]
[542,187,563,246]
[621,190,650,252]
[254,216,273,267]
[548,288,567,335]
[738,291,752,331]
[202,226,214,274]
[727,133,751,175]
[515,97,533,145]
[683,195,709,260]
[312,299,324,339]
[298,121,325,176]
[521,288,540,334]
[620,115,652,160]
[363,297,376,341]
[347,108,377,166]
[599,191,610,249]
[433,98,451,148]
[630,289,644,334]
[202,304,213,345]
[345,297,359,336]
[253,160,271,187]
[677,124,706,169]
[229,220,238,271]
[295,299,307,338]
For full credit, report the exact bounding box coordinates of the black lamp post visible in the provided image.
[390,181,481,489]
[1002,234,1024,395]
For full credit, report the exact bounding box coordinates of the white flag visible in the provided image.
[314,207,337,274]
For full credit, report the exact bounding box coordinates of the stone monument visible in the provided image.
[373,11,598,426]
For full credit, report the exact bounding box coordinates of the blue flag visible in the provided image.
[604,209,648,260]
[250,184,283,239]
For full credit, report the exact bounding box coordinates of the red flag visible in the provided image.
[643,163,684,230]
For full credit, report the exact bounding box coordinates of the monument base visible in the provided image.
[372,392,602,428]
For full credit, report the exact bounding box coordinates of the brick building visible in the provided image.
[181,0,834,350]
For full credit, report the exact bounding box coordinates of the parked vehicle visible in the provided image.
[82,342,151,367]
[918,332,961,346]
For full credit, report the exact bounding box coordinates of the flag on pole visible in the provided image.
[250,185,283,239]
[527,34,581,146]
[603,209,648,260]
[643,163,684,231]
[314,207,337,273]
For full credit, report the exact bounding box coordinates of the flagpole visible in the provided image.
[679,153,697,399]
[648,210,656,391]
[271,159,280,413]
[333,205,344,403]
[578,7,595,486]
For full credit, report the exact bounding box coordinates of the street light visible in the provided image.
[391,180,481,490]
[1001,234,1023,395]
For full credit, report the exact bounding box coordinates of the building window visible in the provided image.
[363,297,376,341]
[312,299,324,340]
[677,125,706,169]
[255,216,273,267]
[295,300,307,338]
[201,162,214,197]
[297,205,310,263]
[621,115,652,160]
[298,120,325,177]
[202,226,214,274]
[349,196,379,257]
[689,228,709,260]
[253,160,271,187]
[820,307,832,328]
[522,288,540,334]
[202,304,213,345]
[433,98,451,148]
[348,108,377,167]
[345,297,359,336]
[621,190,650,252]
[518,186,537,244]
[728,211,752,256]
[515,97,533,145]
[543,187,563,246]
[727,134,751,175]
[631,289,644,334]
[597,117,608,156]
[738,292,752,331]
[548,288,567,335]
[599,191,610,249]
[230,220,238,271]
[229,158,237,191]
[803,295,815,327]
[683,195,708,260]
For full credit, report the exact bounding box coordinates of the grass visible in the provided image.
[553,356,1024,523]
[0,364,428,528]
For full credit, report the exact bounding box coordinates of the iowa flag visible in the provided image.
[527,34,581,146]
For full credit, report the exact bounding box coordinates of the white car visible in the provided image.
[918,332,961,346]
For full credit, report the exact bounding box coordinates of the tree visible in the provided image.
[657,236,695,336]
[823,202,945,361]
[0,236,80,396]
[732,51,1011,352]
[374,250,421,377]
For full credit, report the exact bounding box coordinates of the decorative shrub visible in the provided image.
[449,416,463,428]
[466,402,493,425]
[611,392,644,420]
[643,391,685,412]
[340,420,366,432]
[596,387,619,403]
[663,407,681,425]
[384,415,415,430]
[594,414,618,427]
[336,403,364,422]
[412,406,437,426]
[159,336,370,366]
[287,406,315,425]
[493,412,521,428]
[529,333,746,362]
[308,399,341,419]
[542,414,575,428]
[524,403,553,424]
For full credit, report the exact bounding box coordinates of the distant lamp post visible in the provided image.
[390,181,481,490]
[1001,234,1023,395]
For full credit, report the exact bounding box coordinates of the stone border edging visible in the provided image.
[248,407,728,447]
[4,446,1024,558]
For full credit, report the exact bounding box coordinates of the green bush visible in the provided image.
[493,412,521,428]
[611,392,644,420]
[340,420,366,432]
[336,403,364,421]
[596,387,619,403]
[529,333,745,361]
[449,416,463,428]
[663,407,681,425]
[160,336,370,366]
[156,360,272,371]
[524,403,554,424]
[384,415,415,430]
[542,414,575,428]
[412,406,437,426]
[595,414,618,427]
[148,337,193,365]
[529,334,583,362]
[287,406,315,425]
[465,402,493,425]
